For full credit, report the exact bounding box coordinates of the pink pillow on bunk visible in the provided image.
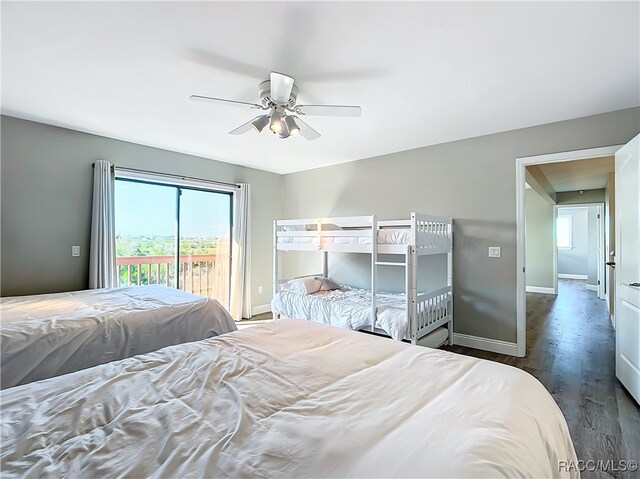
[316,277,341,291]
[283,277,323,295]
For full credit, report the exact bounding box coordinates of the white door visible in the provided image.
[615,134,640,404]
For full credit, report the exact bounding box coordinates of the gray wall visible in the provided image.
[557,207,589,277]
[281,107,640,343]
[525,189,555,290]
[557,189,605,204]
[0,115,283,310]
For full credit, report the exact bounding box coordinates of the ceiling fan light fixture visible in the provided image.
[278,116,291,139]
[251,115,269,133]
[269,108,284,133]
[270,121,282,133]
[284,116,300,136]
[191,70,360,141]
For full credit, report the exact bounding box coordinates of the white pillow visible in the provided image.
[283,277,323,295]
[281,223,343,231]
[282,225,311,232]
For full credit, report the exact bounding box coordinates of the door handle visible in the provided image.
[605,261,616,267]
[629,282,640,287]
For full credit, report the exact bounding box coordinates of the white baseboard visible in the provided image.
[526,286,556,294]
[453,333,518,356]
[586,284,598,292]
[558,274,587,280]
[251,304,271,316]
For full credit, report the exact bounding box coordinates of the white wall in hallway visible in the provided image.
[557,205,599,286]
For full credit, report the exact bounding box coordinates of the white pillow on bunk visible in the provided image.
[282,225,310,232]
[283,277,323,295]
[281,224,343,231]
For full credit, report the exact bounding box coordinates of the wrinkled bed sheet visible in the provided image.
[0,320,578,478]
[272,286,450,340]
[0,285,236,388]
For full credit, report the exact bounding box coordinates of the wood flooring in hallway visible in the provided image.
[445,279,639,479]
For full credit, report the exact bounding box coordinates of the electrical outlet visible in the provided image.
[488,247,501,258]
[258,286,263,294]
[72,245,80,257]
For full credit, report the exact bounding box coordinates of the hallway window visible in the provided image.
[557,216,573,248]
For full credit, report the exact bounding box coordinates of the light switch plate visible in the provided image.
[488,247,501,258]
[72,245,80,257]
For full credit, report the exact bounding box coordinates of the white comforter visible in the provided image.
[0,320,578,478]
[272,287,449,340]
[0,285,236,388]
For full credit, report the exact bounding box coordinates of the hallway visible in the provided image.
[447,279,639,478]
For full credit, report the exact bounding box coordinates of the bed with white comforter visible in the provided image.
[0,320,577,478]
[272,286,450,340]
[0,285,236,388]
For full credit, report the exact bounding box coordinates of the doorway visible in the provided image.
[554,203,606,300]
[516,145,622,357]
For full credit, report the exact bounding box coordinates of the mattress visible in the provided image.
[0,320,578,478]
[271,286,450,340]
[278,227,415,245]
[0,285,236,388]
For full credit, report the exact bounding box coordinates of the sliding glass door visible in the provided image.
[114,179,232,307]
[178,188,232,307]
[115,180,178,288]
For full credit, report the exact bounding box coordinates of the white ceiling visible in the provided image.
[2,2,638,174]
[537,156,615,192]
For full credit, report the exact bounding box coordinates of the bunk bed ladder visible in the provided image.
[371,215,377,332]
[409,245,418,344]
[273,220,280,320]
[447,222,454,346]
[409,213,417,344]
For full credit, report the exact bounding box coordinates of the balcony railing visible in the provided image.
[116,254,230,306]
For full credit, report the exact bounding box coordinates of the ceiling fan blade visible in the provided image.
[295,105,362,117]
[190,95,263,110]
[292,116,321,141]
[229,116,267,135]
[270,72,295,104]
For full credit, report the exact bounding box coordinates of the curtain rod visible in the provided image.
[91,163,240,189]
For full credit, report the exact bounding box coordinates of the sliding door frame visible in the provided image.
[114,175,234,304]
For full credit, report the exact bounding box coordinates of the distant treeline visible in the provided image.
[116,235,227,257]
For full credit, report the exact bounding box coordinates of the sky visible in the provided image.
[114,180,231,238]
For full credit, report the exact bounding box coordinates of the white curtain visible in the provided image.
[229,183,251,320]
[89,160,117,289]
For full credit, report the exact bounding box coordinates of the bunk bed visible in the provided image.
[272,213,453,345]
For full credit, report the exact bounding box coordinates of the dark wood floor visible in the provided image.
[446,279,639,479]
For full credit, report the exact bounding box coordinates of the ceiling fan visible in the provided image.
[190,72,362,140]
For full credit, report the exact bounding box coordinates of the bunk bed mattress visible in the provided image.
[0,320,578,478]
[278,228,432,245]
[272,287,450,340]
[0,285,237,389]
